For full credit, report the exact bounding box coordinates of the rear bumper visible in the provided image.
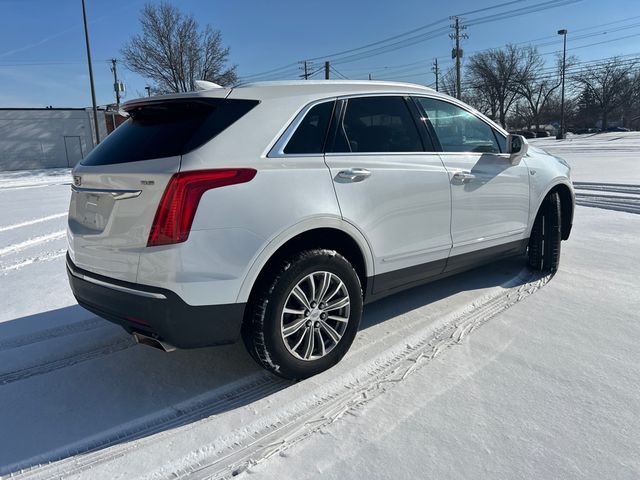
[66,254,245,348]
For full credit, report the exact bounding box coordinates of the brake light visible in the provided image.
[147,169,256,247]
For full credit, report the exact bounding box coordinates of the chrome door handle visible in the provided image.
[337,168,372,182]
[452,171,475,183]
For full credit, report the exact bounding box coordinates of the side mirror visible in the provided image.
[507,134,528,164]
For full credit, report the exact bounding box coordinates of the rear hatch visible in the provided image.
[68,93,258,283]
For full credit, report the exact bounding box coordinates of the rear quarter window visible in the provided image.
[284,101,335,154]
[81,98,258,166]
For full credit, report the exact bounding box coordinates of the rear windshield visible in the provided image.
[81,98,259,166]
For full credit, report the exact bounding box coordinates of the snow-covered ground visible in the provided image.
[531,131,640,184]
[0,134,638,479]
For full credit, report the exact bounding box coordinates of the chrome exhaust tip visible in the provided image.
[132,332,176,352]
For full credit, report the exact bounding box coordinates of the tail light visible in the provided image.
[147,169,256,247]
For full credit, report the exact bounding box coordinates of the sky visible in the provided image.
[0,0,639,108]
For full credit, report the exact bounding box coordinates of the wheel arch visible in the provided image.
[236,218,374,305]
[533,180,574,240]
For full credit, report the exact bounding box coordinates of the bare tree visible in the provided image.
[439,67,457,98]
[464,79,501,120]
[122,2,237,94]
[465,44,525,127]
[621,70,640,128]
[514,49,575,132]
[573,58,637,130]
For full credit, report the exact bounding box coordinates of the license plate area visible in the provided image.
[70,190,116,233]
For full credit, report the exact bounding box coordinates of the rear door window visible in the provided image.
[332,96,424,153]
[81,98,258,166]
[284,101,335,154]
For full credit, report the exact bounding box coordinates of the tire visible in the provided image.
[528,192,562,272]
[242,249,363,380]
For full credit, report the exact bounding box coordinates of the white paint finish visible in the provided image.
[440,152,531,252]
[64,80,571,306]
[324,153,452,274]
[67,156,179,282]
[235,216,374,304]
[137,228,266,305]
[136,158,343,305]
[523,146,574,233]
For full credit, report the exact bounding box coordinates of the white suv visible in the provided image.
[67,80,574,379]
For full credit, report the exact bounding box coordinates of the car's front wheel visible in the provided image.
[528,191,562,272]
[242,249,363,380]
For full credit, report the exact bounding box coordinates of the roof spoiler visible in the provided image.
[194,80,224,90]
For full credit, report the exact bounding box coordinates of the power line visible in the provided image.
[327,0,579,66]
[354,23,640,84]
[303,0,530,64]
[374,54,640,86]
[240,0,581,82]
[457,56,640,90]
[335,14,640,78]
[330,65,349,79]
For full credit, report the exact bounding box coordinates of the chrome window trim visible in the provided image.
[267,97,337,158]
[266,91,510,158]
[324,151,439,157]
[436,152,511,157]
[268,92,432,158]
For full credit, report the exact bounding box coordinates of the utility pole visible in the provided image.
[110,58,121,109]
[145,86,151,97]
[557,29,568,140]
[324,61,330,80]
[81,0,100,145]
[299,60,312,80]
[450,16,468,100]
[432,58,439,92]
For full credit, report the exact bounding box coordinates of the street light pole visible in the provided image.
[557,29,568,140]
[82,0,100,145]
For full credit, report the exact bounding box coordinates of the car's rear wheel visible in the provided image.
[242,249,363,380]
[528,191,562,272]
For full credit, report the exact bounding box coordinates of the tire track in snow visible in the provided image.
[170,270,551,480]
[572,181,640,194]
[0,318,105,352]
[10,268,550,480]
[4,373,290,478]
[0,230,66,257]
[0,248,66,274]
[0,213,66,233]
[573,182,640,215]
[0,337,135,386]
[0,182,71,191]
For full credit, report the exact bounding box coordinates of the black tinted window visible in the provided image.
[417,97,499,153]
[284,101,334,154]
[494,130,507,153]
[82,98,258,166]
[335,96,423,153]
